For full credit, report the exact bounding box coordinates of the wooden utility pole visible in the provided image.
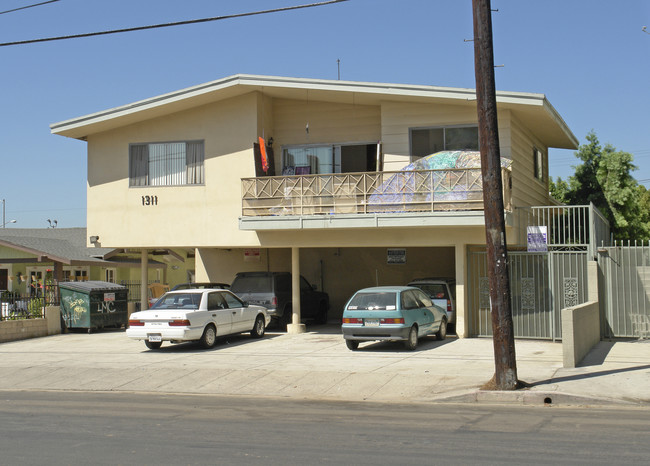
[472,0,518,390]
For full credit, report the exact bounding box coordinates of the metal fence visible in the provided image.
[598,241,650,338]
[242,168,512,217]
[119,279,161,303]
[519,203,610,259]
[0,291,55,321]
[1,282,60,320]
[467,250,589,341]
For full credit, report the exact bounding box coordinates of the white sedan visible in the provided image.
[127,289,270,350]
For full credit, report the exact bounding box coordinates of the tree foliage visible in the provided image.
[549,131,649,241]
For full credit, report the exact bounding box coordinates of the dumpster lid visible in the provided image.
[58,280,127,293]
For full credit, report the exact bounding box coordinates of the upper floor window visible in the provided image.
[410,125,479,160]
[533,147,543,181]
[129,141,204,187]
[282,143,378,175]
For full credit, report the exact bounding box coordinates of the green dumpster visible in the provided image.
[59,281,128,332]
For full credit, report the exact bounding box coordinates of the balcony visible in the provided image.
[240,168,512,230]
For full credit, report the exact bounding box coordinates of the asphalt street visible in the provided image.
[1,391,649,465]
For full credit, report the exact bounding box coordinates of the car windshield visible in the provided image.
[231,275,272,293]
[150,293,201,310]
[347,292,397,311]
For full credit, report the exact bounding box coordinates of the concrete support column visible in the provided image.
[455,243,467,338]
[287,247,306,334]
[140,249,148,311]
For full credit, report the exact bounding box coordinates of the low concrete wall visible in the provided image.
[562,301,600,368]
[0,306,61,343]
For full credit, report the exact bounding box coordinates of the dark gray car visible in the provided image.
[230,272,329,329]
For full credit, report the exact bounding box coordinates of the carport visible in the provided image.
[194,245,461,334]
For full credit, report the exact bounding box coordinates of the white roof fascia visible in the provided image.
[50,74,244,136]
[542,97,579,148]
[50,74,555,138]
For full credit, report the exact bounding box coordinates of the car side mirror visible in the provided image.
[243,301,249,307]
[311,284,318,291]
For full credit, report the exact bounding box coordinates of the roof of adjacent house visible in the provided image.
[50,74,578,149]
[0,227,116,265]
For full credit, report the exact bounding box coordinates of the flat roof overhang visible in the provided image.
[239,210,515,230]
[50,74,578,150]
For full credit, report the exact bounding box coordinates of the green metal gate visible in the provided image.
[598,242,650,338]
[468,250,588,340]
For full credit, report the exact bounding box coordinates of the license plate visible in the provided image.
[147,334,162,342]
[364,319,380,327]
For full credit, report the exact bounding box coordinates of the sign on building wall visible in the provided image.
[244,248,260,262]
[527,226,548,252]
[387,248,406,264]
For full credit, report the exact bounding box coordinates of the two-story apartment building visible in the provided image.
[50,74,578,337]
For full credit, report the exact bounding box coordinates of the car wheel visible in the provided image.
[251,315,265,338]
[404,326,418,351]
[200,324,217,349]
[315,302,328,325]
[346,340,359,351]
[145,340,162,350]
[436,318,448,341]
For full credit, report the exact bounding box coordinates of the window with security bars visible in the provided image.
[129,141,204,186]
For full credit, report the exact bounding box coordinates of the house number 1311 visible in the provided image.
[142,195,158,206]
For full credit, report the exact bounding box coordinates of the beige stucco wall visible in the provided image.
[508,113,550,208]
[271,98,381,155]
[86,92,262,249]
[84,91,547,251]
[381,101,486,171]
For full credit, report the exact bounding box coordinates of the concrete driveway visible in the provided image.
[1,325,649,406]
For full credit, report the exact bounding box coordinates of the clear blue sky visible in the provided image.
[1,0,649,228]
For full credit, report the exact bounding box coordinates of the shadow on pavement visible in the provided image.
[137,332,284,353]
[529,364,650,386]
[579,341,615,366]
[347,336,457,353]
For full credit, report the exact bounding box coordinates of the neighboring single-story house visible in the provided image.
[50,74,580,336]
[0,227,191,299]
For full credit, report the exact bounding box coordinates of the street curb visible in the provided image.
[432,389,643,407]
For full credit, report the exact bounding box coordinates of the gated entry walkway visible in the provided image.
[598,242,650,339]
[467,250,589,340]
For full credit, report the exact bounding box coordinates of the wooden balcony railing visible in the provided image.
[241,168,512,217]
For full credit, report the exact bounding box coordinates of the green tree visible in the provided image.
[549,176,569,204]
[554,131,649,241]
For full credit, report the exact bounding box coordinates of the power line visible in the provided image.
[0,0,60,16]
[0,0,349,47]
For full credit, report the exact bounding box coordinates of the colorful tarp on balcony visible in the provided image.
[367,151,511,212]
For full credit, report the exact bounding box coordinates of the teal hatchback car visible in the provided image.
[341,286,448,351]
